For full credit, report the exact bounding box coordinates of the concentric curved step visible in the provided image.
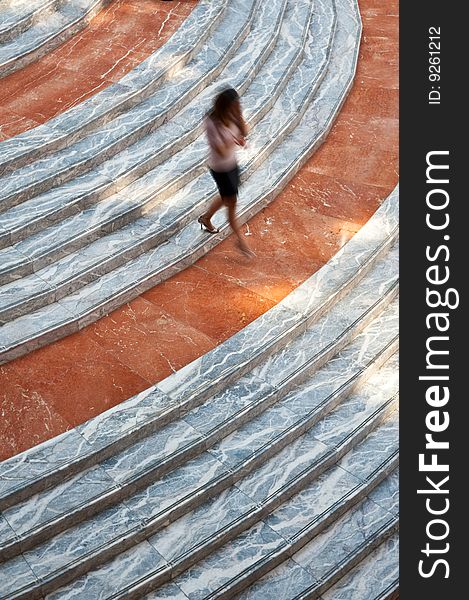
[0,283,398,599]
[0,0,111,78]
[0,0,62,44]
[0,0,229,173]
[0,244,398,561]
[0,0,364,364]
[0,189,398,514]
[46,403,399,600]
[0,0,295,235]
[235,476,399,599]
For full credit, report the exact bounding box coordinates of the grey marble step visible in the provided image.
[0,0,64,44]
[144,412,398,600]
[0,0,328,314]
[0,0,365,363]
[0,248,398,558]
[0,0,111,78]
[239,471,399,600]
[0,0,306,245]
[0,0,229,175]
[0,0,332,306]
[319,534,399,600]
[1,358,398,600]
[0,192,398,514]
[235,470,398,600]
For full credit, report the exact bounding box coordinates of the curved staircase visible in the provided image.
[0,0,399,597]
[0,0,112,78]
[0,0,360,365]
[0,187,399,599]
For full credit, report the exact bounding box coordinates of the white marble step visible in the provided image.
[0,0,327,314]
[2,360,397,600]
[0,0,111,78]
[235,470,398,600]
[0,0,305,244]
[0,0,364,363]
[0,0,332,297]
[143,413,398,600]
[0,0,269,217]
[0,245,398,556]
[0,0,229,174]
[0,0,62,44]
[0,190,398,515]
[319,534,399,600]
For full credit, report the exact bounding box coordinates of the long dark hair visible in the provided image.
[209,88,247,136]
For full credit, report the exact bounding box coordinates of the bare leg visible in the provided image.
[199,196,223,232]
[204,196,223,220]
[225,196,253,256]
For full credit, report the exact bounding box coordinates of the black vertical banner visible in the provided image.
[400,1,465,598]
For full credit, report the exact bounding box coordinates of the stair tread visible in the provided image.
[0,0,228,171]
[42,396,398,599]
[0,4,368,362]
[0,192,397,510]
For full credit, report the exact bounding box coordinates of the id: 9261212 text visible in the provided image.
[428,26,441,105]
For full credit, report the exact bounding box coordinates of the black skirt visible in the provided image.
[210,166,240,198]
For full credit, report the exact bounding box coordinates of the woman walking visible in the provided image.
[198,88,254,257]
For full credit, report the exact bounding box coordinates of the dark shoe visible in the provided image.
[198,215,219,234]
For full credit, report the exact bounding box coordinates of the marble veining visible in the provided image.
[0,428,93,509]
[234,558,318,600]
[0,0,367,362]
[44,540,166,600]
[0,0,228,172]
[320,535,399,600]
[2,463,116,540]
[100,417,204,485]
[175,520,285,600]
[292,489,397,582]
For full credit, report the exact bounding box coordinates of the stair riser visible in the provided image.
[0,0,68,45]
[295,520,399,600]
[0,2,231,177]
[0,5,291,249]
[0,0,113,79]
[209,453,398,600]
[38,398,396,599]
[0,333,397,563]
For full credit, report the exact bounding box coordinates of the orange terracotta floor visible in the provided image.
[0,0,398,460]
[0,0,198,140]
